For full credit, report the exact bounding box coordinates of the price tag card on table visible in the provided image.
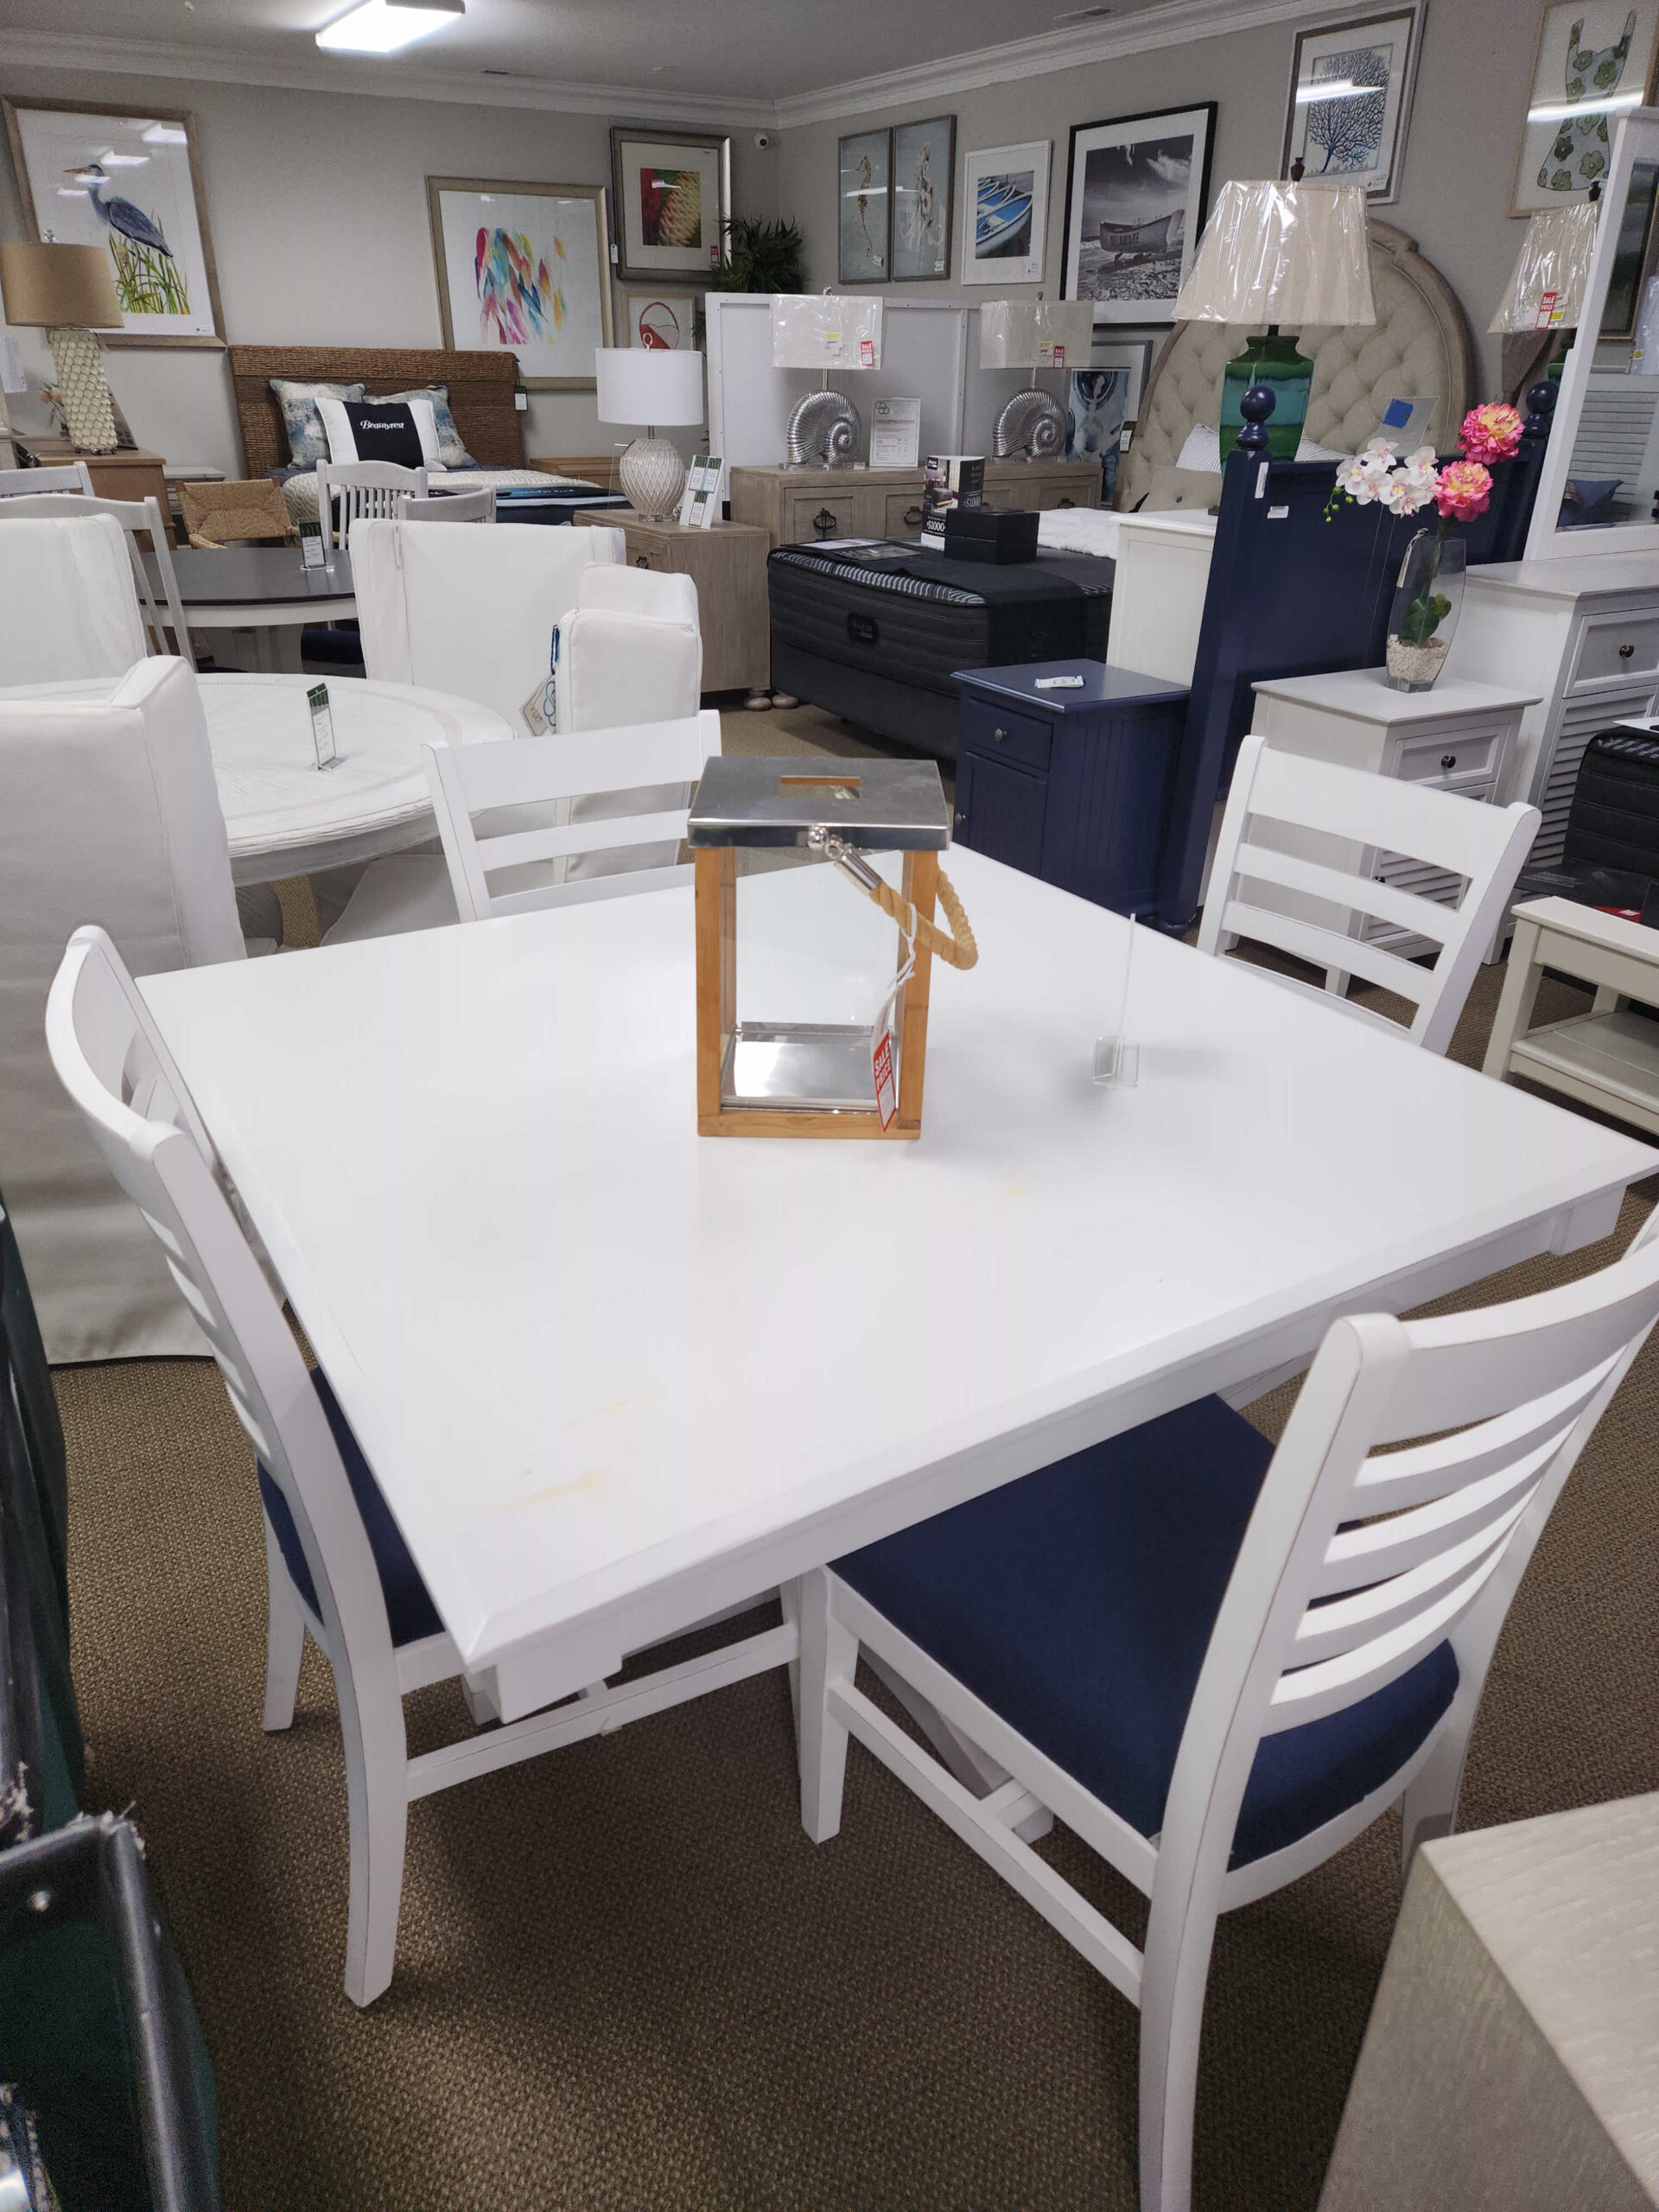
[308,683,339,771]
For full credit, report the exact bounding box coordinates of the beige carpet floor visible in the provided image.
[55,736,1659,2210]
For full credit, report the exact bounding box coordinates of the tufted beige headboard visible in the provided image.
[1116,219,1474,512]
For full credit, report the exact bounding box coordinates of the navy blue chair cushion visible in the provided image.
[256,1371,442,1649]
[834,1395,1457,1868]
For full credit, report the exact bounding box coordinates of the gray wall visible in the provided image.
[773,0,1534,397]
[0,66,779,473]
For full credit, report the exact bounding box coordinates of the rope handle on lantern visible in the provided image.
[807,828,979,971]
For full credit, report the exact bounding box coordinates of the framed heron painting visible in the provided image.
[426,177,613,391]
[3,99,224,346]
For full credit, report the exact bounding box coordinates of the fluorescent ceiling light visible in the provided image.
[316,0,463,53]
[1295,79,1376,102]
[141,123,188,144]
[1529,90,1643,122]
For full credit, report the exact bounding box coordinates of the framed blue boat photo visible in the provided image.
[961,140,1052,286]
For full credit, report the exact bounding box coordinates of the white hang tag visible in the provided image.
[872,1027,896,1129]
[520,682,551,736]
[308,682,338,770]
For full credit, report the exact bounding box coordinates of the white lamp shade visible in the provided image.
[1173,180,1375,327]
[594,346,705,427]
[1489,204,1599,333]
[977,299,1095,370]
[769,294,883,370]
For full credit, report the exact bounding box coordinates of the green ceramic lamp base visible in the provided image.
[1220,331,1311,464]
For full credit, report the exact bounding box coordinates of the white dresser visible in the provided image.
[1104,509,1217,686]
[1249,669,1539,963]
[1446,552,1659,867]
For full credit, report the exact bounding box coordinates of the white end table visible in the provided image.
[1484,895,1659,1135]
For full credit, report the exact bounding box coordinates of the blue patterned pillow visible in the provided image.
[373,385,474,467]
[270,378,367,468]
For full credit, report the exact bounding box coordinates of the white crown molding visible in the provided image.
[0,29,777,129]
[772,0,1321,128]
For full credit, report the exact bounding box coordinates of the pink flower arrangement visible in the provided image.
[1457,403,1524,467]
[1434,458,1495,522]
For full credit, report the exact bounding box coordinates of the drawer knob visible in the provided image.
[955,810,969,828]
[635,554,650,567]
[1440,753,1457,770]
[904,505,924,525]
[993,726,1007,742]
[1621,643,1637,659]
[1058,497,1076,508]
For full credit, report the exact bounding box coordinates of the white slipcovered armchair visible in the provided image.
[0,514,149,686]
[555,564,702,732]
[0,658,245,1358]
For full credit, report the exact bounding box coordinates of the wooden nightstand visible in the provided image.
[21,438,176,542]
[574,509,771,702]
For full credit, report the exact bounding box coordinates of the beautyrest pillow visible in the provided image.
[372,385,474,467]
[269,378,366,468]
[316,393,440,469]
[1176,421,1349,471]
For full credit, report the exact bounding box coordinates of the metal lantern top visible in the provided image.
[686,754,951,852]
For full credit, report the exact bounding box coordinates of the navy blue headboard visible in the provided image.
[1155,384,1555,931]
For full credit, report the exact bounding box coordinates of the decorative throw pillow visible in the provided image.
[1294,433,1350,462]
[372,385,474,467]
[1175,421,1223,475]
[269,378,367,467]
[316,394,439,469]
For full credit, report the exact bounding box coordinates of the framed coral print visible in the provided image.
[960,141,1052,286]
[621,289,699,350]
[1510,0,1659,217]
[427,177,613,391]
[1281,7,1425,205]
[839,129,892,283]
[890,115,956,282]
[2,98,225,346]
[1061,106,1216,325]
[610,129,729,281]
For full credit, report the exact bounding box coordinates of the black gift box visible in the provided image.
[942,505,1040,564]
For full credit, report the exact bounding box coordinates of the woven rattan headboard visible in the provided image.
[1116,220,1475,512]
[228,346,524,475]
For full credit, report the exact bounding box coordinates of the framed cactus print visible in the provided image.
[1511,0,1659,217]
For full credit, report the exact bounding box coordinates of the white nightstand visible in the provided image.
[1484,897,1659,1135]
[1248,668,1541,970]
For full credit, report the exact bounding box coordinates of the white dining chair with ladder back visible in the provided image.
[795,1208,1659,2212]
[315,459,427,550]
[47,921,795,2005]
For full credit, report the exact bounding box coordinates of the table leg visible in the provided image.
[267,626,305,675]
[1483,915,1546,1080]
[1592,985,1627,1015]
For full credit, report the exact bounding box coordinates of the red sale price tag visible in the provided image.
[861,337,875,366]
[1535,289,1559,329]
[872,1028,896,1129]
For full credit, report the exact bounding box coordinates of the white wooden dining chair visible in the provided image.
[1198,734,1540,1053]
[321,709,721,944]
[402,486,495,524]
[315,459,427,550]
[796,1206,1659,2212]
[0,492,194,668]
[0,461,94,497]
[46,923,797,2006]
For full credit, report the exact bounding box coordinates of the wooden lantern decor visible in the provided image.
[687,754,976,1139]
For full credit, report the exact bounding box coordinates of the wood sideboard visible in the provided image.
[22,438,176,542]
[731,459,1101,549]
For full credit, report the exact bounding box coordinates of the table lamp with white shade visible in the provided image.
[1173,172,1374,461]
[977,298,1095,459]
[594,346,705,521]
[0,240,125,454]
[771,295,883,467]
[1489,200,1599,359]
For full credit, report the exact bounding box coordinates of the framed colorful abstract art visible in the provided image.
[426,177,613,391]
[610,129,730,282]
[622,289,700,350]
[3,98,225,346]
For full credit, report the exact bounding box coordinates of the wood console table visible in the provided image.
[21,436,176,542]
[731,459,1101,549]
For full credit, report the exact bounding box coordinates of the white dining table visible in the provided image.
[140,849,1657,1725]
[14,672,511,884]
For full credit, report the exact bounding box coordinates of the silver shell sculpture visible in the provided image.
[787,388,861,467]
[994,388,1066,461]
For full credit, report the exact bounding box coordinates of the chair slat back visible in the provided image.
[0,463,93,497]
[45,928,397,1694]
[0,492,194,668]
[424,709,721,922]
[403,487,495,524]
[1198,734,1540,1052]
[316,461,427,550]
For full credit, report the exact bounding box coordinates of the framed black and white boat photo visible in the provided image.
[1281,7,1424,205]
[960,141,1051,286]
[1061,105,1217,325]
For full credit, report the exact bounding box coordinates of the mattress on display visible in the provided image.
[767,540,1114,760]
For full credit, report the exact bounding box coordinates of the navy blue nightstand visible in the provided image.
[951,660,1191,916]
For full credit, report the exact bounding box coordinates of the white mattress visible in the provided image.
[1037,507,1122,560]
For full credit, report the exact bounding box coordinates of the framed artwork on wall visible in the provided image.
[838,128,892,283]
[890,115,956,282]
[1511,0,1659,216]
[1066,366,1131,499]
[426,177,613,391]
[1090,334,1155,419]
[610,128,730,281]
[621,288,699,350]
[1061,105,1216,325]
[2,98,225,346]
[960,141,1052,286]
[1281,7,1425,205]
